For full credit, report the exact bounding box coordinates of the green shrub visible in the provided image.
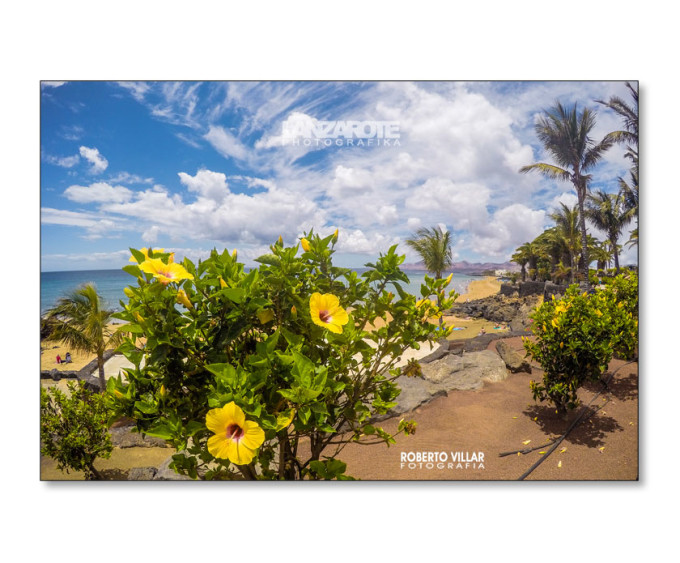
[523,274,637,416]
[107,231,456,480]
[41,380,113,480]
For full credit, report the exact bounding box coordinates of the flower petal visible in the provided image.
[207,434,231,459]
[226,440,255,465]
[240,420,265,450]
[206,407,228,434]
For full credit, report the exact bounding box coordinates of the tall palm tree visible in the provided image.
[596,82,639,169]
[405,226,453,328]
[549,203,581,283]
[520,101,614,289]
[586,190,632,273]
[598,83,639,252]
[42,283,123,391]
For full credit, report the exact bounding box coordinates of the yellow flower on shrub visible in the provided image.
[301,238,311,252]
[309,293,349,334]
[206,402,265,465]
[139,258,193,285]
[176,289,193,309]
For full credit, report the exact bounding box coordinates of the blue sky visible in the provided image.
[40,81,637,271]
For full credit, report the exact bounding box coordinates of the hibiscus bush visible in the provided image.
[523,274,638,416]
[107,231,456,480]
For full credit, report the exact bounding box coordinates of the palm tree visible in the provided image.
[596,82,639,168]
[590,240,613,272]
[42,283,123,391]
[511,247,529,282]
[405,226,453,328]
[520,101,614,289]
[549,203,581,283]
[515,241,541,281]
[586,190,632,273]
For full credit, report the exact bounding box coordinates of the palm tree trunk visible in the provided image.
[576,183,591,291]
[612,236,620,273]
[97,353,106,392]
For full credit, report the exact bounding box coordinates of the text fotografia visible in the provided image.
[283,120,401,147]
[400,451,486,470]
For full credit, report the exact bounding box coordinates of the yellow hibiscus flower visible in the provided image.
[309,292,349,334]
[206,402,265,465]
[300,238,311,252]
[129,247,174,263]
[139,258,193,285]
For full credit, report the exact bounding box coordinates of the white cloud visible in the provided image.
[466,204,547,257]
[41,81,67,88]
[178,169,230,203]
[43,152,80,168]
[142,225,160,243]
[108,172,154,185]
[405,178,491,232]
[337,229,400,255]
[117,81,151,102]
[203,125,249,161]
[64,182,133,204]
[79,146,109,174]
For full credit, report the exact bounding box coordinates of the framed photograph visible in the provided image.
[40,80,638,481]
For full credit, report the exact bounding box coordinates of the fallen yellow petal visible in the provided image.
[512,416,518,419]
[560,447,567,454]
[558,461,562,468]
[538,451,545,455]
[522,440,531,445]
[599,447,605,453]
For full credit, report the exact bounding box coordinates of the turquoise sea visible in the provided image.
[40,268,481,315]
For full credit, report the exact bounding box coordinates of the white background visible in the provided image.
[1,1,672,561]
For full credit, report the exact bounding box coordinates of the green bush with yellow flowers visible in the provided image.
[107,230,456,480]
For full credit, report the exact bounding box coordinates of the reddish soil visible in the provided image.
[336,337,638,481]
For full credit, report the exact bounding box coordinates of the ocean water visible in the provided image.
[40,268,480,315]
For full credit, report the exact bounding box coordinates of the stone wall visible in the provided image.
[518,281,545,298]
[500,283,518,297]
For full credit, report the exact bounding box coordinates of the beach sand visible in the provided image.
[40,323,129,372]
[443,276,504,340]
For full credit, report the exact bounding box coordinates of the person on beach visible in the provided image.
[56,354,61,364]
[478,328,486,336]
[64,352,72,363]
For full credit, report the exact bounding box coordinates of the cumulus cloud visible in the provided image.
[178,169,230,203]
[79,146,109,174]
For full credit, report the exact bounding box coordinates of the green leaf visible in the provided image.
[134,400,158,415]
[144,420,174,440]
[221,287,245,303]
[123,264,142,278]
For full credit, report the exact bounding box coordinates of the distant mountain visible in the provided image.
[401,260,520,275]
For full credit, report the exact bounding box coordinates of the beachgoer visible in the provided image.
[56,354,61,364]
[478,328,486,336]
[65,352,72,363]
